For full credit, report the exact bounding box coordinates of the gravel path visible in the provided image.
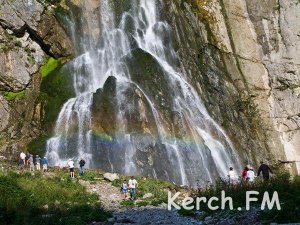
[83,180,263,225]
[82,180,200,224]
[80,180,124,211]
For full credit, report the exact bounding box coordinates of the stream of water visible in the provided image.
[46,0,241,185]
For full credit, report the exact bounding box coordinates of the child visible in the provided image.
[121,179,128,200]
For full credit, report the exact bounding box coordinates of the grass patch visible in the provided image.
[120,200,135,207]
[0,171,111,225]
[136,201,149,207]
[79,170,104,182]
[120,200,149,207]
[186,172,300,223]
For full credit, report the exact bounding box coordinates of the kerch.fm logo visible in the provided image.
[168,191,281,211]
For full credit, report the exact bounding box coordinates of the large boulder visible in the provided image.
[103,173,119,182]
[142,193,154,199]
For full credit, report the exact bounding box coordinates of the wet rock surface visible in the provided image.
[165,0,300,173]
[1,0,300,189]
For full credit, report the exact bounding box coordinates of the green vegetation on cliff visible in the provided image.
[40,57,63,78]
[2,91,26,101]
[28,57,74,155]
[27,134,51,158]
[39,56,74,130]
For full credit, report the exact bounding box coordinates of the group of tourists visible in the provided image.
[18,150,273,200]
[18,151,86,178]
[18,152,48,173]
[228,161,273,184]
[120,176,138,200]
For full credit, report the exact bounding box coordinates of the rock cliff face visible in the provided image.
[0,0,73,158]
[165,0,300,173]
[1,0,299,177]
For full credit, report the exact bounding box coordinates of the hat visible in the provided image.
[69,159,72,161]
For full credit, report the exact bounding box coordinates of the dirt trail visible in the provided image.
[79,180,124,211]
[81,180,200,225]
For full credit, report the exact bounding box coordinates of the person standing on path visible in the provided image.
[79,159,85,176]
[35,155,41,171]
[18,157,24,173]
[228,167,238,184]
[25,153,30,166]
[68,159,75,178]
[42,157,48,172]
[29,154,34,172]
[241,166,249,181]
[246,167,256,182]
[128,176,138,200]
[121,179,128,200]
[257,161,273,181]
[20,152,26,166]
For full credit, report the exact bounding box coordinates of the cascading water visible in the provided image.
[46,0,242,186]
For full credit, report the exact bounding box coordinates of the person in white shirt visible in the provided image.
[228,167,238,184]
[128,176,138,200]
[20,152,26,165]
[68,159,75,178]
[246,167,256,182]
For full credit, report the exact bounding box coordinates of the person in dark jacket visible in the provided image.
[257,161,273,181]
[79,159,85,176]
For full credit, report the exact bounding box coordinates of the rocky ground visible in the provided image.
[81,174,298,225]
[80,179,124,211]
[81,179,200,225]
[80,175,262,225]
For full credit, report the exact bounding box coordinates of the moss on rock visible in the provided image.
[40,57,63,78]
[2,90,26,101]
[40,63,74,131]
[27,134,51,157]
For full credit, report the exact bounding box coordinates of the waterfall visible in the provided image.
[46,0,241,186]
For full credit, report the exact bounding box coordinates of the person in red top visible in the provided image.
[241,166,249,181]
